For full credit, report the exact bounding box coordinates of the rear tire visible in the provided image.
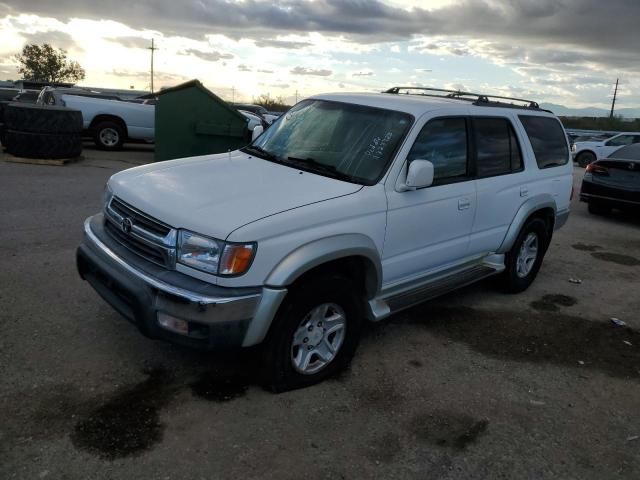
[502,218,549,293]
[93,121,125,150]
[577,151,596,168]
[261,274,362,393]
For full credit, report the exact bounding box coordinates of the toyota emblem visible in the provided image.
[121,217,133,234]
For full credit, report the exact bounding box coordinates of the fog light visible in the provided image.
[158,312,189,335]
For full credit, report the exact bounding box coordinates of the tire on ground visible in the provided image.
[501,217,550,294]
[5,130,82,159]
[261,274,363,393]
[92,120,125,150]
[5,103,83,134]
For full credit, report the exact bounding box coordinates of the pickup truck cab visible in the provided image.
[38,87,154,150]
[77,87,572,391]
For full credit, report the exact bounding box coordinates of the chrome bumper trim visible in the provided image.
[83,217,260,306]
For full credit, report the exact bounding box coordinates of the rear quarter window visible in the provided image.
[518,115,569,169]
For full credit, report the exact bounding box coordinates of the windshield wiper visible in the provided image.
[242,145,278,161]
[285,156,348,179]
[286,156,366,184]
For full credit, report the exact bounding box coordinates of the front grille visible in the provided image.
[104,196,177,268]
[105,220,167,265]
[110,197,171,237]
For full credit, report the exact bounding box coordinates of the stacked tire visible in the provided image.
[4,104,83,159]
[0,101,9,146]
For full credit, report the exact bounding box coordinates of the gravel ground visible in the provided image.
[1,146,639,479]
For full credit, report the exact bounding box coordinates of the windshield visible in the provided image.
[246,99,413,184]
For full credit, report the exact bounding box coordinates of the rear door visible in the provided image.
[468,116,527,255]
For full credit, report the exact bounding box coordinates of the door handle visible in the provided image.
[520,187,529,197]
[458,198,471,210]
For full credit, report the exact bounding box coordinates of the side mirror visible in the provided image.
[400,159,434,191]
[252,125,264,141]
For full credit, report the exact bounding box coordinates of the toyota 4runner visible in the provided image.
[77,87,572,391]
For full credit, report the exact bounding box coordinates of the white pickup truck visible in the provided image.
[37,87,154,150]
[572,131,640,167]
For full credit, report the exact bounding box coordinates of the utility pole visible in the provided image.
[148,38,158,93]
[231,86,235,102]
[609,78,619,118]
[295,89,298,104]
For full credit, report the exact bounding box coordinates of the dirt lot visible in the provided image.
[1,145,639,479]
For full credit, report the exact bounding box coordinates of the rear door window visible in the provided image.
[518,115,569,168]
[472,117,522,177]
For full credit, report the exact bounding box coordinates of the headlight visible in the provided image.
[177,230,256,276]
[178,230,223,274]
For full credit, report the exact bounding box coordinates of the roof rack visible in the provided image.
[383,86,542,110]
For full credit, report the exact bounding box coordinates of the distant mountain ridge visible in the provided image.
[540,103,640,119]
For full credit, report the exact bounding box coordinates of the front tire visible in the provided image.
[93,121,125,150]
[261,274,362,392]
[502,218,549,293]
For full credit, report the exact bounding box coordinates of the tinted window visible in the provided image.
[407,117,468,182]
[519,115,569,168]
[473,118,522,177]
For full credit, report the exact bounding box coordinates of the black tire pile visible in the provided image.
[0,101,9,146]
[2,103,83,159]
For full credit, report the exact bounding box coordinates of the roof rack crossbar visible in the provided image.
[383,86,540,109]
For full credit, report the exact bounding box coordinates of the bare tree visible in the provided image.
[253,93,290,111]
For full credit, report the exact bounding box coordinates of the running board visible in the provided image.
[367,257,504,322]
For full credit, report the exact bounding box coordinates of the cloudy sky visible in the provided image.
[0,0,637,108]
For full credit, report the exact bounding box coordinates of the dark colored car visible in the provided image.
[580,143,640,214]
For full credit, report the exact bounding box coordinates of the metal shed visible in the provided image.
[154,79,249,161]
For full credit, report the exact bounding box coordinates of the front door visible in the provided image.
[383,116,476,287]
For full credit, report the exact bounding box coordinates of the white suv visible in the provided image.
[77,87,572,391]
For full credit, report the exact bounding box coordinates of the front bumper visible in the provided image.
[77,214,283,350]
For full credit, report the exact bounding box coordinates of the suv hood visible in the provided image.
[110,151,362,239]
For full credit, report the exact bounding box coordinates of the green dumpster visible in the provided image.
[154,79,250,161]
